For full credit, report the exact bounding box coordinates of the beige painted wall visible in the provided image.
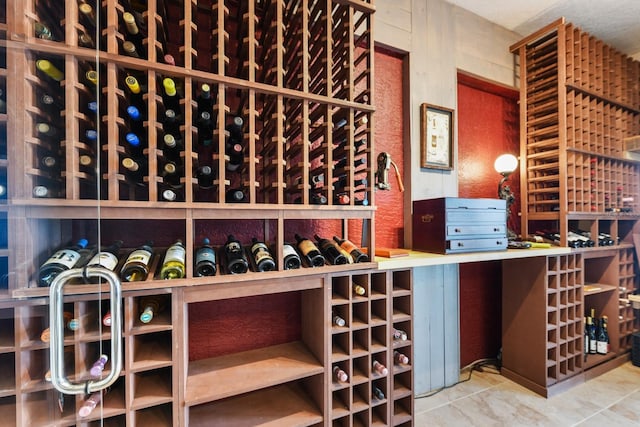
[375,0,522,246]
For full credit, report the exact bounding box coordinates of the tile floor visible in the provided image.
[414,362,640,426]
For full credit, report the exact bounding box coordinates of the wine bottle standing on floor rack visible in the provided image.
[139,295,166,323]
[87,240,123,271]
[283,243,302,270]
[38,238,89,287]
[333,236,369,263]
[314,234,348,265]
[295,234,326,267]
[120,241,154,282]
[250,238,276,272]
[597,315,609,354]
[222,235,249,274]
[159,239,186,280]
[587,314,597,354]
[194,238,216,277]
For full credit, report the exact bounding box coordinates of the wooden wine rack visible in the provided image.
[0,0,415,426]
[506,18,640,397]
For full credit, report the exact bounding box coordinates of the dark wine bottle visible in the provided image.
[120,241,154,282]
[162,77,181,112]
[35,22,54,40]
[250,238,276,272]
[225,188,247,203]
[226,141,244,172]
[333,236,369,263]
[196,165,215,189]
[162,133,183,162]
[163,108,180,136]
[122,12,146,58]
[283,243,302,270]
[294,234,325,267]
[38,239,89,287]
[87,240,123,271]
[196,83,213,114]
[587,315,597,355]
[222,235,248,274]
[314,234,348,265]
[194,238,216,277]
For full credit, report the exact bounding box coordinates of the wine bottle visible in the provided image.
[78,392,102,418]
[394,350,409,365]
[372,360,388,375]
[196,83,213,114]
[194,238,216,277]
[333,236,369,263]
[225,188,247,203]
[36,122,61,138]
[314,234,347,265]
[139,295,165,323]
[283,243,302,270]
[226,141,244,172]
[38,239,90,287]
[40,311,74,342]
[126,105,145,136]
[125,74,145,109]
[294,234,325,267]
[159,239,186,280]
[36,59,64,82]
[103,311,112,327]
[162,133,183,162]
[597,315,609,354]
[35,22,53,40]
[393,328,408,341]
[250,238,276,272]
[162,77,181,112]
[122,12,145,58]
[196,165,215,189]
[122,40,141,58]
[373,386,385,400]
[89,354,108,377]
[222,235,249,274]
[583,316,589,356]
[353,284,366,296]
[333,366,348,383]
[332,313,346,327]
[587,315,597,354]
[161,160,183,189]
[87,240,123,271]
[121,156,147,186]
[226,116,244,145]
[120,241,154,282]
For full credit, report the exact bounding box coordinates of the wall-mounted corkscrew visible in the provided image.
[376,152,404,192]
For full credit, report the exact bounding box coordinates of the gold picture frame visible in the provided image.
[420,103,454,170]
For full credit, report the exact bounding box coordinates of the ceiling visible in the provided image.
[445,0,640,58]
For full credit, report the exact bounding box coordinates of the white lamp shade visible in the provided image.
[494,154,518,174]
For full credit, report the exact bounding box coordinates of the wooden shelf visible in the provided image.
[188,382,323,427]
[185,341,323,406]
[583,282,617,295]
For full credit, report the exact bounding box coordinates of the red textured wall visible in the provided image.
[457,73,520,367]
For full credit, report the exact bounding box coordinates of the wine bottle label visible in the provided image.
[596,341,607,354]
[42,249,81,269]
[298,240,316,256]
[164,244,186,264]
[251,242,272,263]
[283,244,298,258]
[88,252,118,271]
[226,241,242,253]
[125,249,151,266]
[196,247,215,264]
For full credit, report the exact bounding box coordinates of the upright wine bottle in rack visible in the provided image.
[250,238,276,272]
[120,241,154,282]
[222,235,249,274]
[597,315,609,354]
[586,314,597,354]
[194,238,216,277]
[294,234,325,267]
[159,239,186,280]
[38,239,90,287]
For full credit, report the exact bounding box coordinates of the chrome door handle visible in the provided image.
[49,267,123,395]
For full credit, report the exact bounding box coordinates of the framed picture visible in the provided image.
[420,103,454,170]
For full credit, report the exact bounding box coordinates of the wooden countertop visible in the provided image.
[375,247,572,270]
